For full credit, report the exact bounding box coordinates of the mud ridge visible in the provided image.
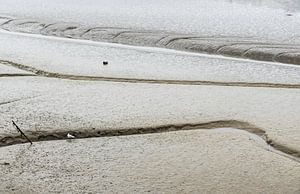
[0,120,299,162]
[0,74,36,77]
[0,95,43,107]
[163,36,201,46]
[0,100,20,106]
[17,21,39,26]
[0,19,14,26]
[80,27,107,36]
[1,15,300,65]
[1,59,300,89]
[112,31,139,39]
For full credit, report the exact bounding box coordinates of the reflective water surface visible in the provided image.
[224,0,300,12]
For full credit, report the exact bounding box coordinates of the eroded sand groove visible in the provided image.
[1,60,300,89]
[1,16,300,65]
[0,120,299,162]
[0,73,36,77]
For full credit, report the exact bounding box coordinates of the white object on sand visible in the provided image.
[67,133,75,139]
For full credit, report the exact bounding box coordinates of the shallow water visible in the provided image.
[224,0,300,12]
[0,0,299,43]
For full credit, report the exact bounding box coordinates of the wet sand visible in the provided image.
[1,129,300,193]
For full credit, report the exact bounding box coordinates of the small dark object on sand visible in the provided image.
[103,61,108,65]
[1,162,10,166]
[12,120,33,145]
[286,13,293,16]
